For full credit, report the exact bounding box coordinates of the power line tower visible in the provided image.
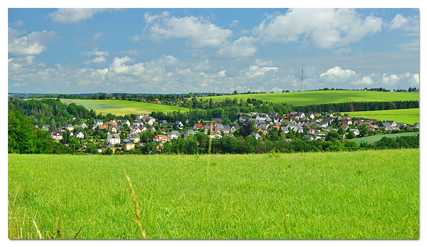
[301,66,304,92]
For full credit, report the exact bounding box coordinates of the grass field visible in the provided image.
[8,149,419,239]
[343,108,419,125]
[350,132,419,144]
[201,91,419,106]
[60,99,190,115]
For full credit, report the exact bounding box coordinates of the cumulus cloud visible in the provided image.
[320,66,356,83]
[381,74,399,85]
[253,8,382,49]
[8,29,56,56]
[271,87,283,92]
[84,56,107,65]
[141,12,232,48]
[350,76,373,85]
[47,8,120,24]
[215,36,258,57]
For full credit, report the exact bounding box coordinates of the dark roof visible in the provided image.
[122,139,134,145]
[102,142,114,148]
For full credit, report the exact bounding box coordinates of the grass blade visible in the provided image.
[123,169,147,239]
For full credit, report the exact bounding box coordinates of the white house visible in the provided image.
[107,133,121,145]
[79,122,88,129]
[168,130,181,139]
[176,121,184,129]
[350,129,360,136]
[74,130,85,139]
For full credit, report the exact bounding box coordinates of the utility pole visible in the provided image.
[301,66,304,92]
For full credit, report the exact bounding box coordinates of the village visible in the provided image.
[40,111,420,154]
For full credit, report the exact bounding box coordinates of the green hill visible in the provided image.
[202,91,419,106]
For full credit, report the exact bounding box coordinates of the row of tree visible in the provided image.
[110,133,419,155]
[295,101,419,113]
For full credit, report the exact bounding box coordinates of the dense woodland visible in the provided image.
[8,97,419,155]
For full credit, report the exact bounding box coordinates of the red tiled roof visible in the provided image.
[154,135,169,140]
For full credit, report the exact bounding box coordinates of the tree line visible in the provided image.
[295,101,419,113]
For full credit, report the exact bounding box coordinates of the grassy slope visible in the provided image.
[351,132,419,144]
[202,91,419,106]
[343,108,419,125]
[8,149,419,239]
[60,99,190,114]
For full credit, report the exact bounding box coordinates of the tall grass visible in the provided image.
[8,149,419,239]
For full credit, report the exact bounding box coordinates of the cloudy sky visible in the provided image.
[7,6,420,94]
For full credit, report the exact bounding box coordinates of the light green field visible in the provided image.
[202,91,419,106]
[8,149,419,239]
[351,132,419,144]
[60,99,190,115]
[343,108,419,124]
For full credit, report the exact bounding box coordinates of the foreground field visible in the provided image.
[60,99,190,115]
[343,108,419,125]
[202,91,419,106]
[8,149,419,239]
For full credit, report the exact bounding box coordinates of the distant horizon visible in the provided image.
[9,87,419,96]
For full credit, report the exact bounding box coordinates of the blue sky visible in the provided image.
[7,6,420,94]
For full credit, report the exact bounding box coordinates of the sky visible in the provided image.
[7,5,420,94]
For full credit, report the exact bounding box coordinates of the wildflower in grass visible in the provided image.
[286,214,290,217]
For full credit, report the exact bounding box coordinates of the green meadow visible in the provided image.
[343,108,419,125]
[8,149,419,239]
[60,99,190,115]
[202,91,419,106]
[350,132,420,144]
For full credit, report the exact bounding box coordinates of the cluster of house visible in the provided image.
[39,111,419,153]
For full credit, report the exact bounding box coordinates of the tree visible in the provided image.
[347,131,356,139]
[326,130,340,141]
[358,124,369,137]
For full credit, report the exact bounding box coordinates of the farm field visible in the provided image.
[8,149,419,239]
[200,91,419,106]
[343,108,419,125]
[60,99,190,115]
[350,132,419,144]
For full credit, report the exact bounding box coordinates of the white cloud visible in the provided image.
[47,8,120,24]
[109,57,146,75]
[388,14,419,32]
[230,20,239,27]
[84,56,107,65]
[320,66,356,83]
[350,76,373,85]
[9,20,24,28]
[10,83,27,87]
[409,74,419,85]
[142,12,232,48]
[215,36,258,57]
[253,9,382,49]
[82,48,109,57]
[271,87,283,92]
[8,30,56,56]
[255,59,274,66]
[144,11,170,24]
[381,74,399,85]
[239,65,278,78]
